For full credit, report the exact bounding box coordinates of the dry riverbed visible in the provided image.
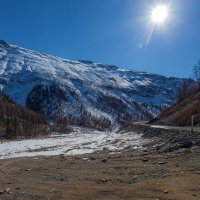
[1,125,200,200]
[0,147,200,200]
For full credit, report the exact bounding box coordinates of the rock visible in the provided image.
[5,188,11,193]
[56,174,65,182]
[49,188,56,193]
[142,158,149,162]
[158,161,167,165]
[82,158,89,161]
[102,158,107,163]
[103,147,109,152]
[25,168,32,171]
[101,179,108,183]
[164,189,168,194]
[56,176,65,182]
[0,189,4,194]
[133,175,138,180]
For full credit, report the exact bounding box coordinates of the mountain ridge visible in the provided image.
[0,40,196,129]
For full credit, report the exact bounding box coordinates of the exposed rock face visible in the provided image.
[0,40,196,128]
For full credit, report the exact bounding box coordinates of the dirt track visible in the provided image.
[0,147,200,200]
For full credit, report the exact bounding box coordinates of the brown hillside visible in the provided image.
[152,90,200,126]
[0,92,48,138]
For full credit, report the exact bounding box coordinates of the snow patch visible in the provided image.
[0,127,149,160]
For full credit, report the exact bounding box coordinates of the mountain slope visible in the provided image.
[0,40,196,129]
[151,89,200,126]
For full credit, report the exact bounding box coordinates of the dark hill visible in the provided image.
[152,90,200,126]
[0,92,48,138]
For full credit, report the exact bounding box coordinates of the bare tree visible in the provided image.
[193,59,200,82]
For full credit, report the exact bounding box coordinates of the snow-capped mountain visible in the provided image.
[0,40,195,129]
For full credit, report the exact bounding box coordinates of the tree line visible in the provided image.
[0,92,48,138]
[176,60,200,102]
[174,60,200,126]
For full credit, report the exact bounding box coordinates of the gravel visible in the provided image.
[124,124,200,152]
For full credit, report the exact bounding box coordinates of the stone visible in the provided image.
[142,158,149,162]
[158,161,167,165]
[5,188,10,193]
[103,147,109,152]
[133,175,138,180]
[0,189,4,194]
[164,189,168,194]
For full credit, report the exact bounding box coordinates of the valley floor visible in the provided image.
[0,125,200,200]
[0,127,148,159]
[0,148,200,200]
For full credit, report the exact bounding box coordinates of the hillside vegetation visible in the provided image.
[0,92,48,138]
[152,89,200,126]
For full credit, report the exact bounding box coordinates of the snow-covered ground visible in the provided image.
[0,127,149,160]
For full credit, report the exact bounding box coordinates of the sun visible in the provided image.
[151,5,169,25]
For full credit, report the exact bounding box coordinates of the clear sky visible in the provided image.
[0,0,200,78]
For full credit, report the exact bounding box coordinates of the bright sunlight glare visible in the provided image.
[151,5,169,25]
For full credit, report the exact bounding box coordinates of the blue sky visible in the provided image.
[0,0,200,78]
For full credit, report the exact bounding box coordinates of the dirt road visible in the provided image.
[0,148,200,200]
[134,122,200,133]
